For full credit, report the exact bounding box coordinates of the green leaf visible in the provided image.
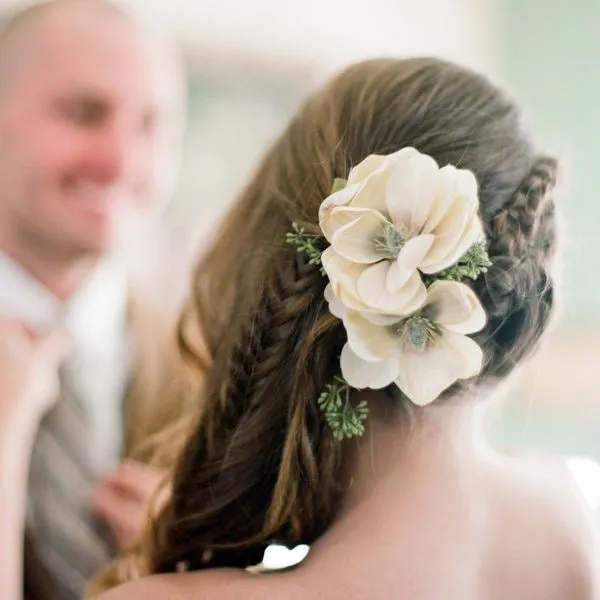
[331,178,348,194]
[285,222,326,274]
[423,240,492,286]
[318,376,369,440]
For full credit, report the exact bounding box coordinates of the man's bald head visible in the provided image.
[0,1,137,90]
[0,0,186,263]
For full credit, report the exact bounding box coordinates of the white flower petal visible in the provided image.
[454,168,479,203]
[319,182,364,241]
[362,312,406,326]
[330,208,390,264]
[385,266,428,311]
[422,165,478,234]
[386,234,435,291]
[443,331,484,379]
[385,147,421,162]
[343,310,399,362]
[394,331,482,406]
[356,261,425,315]
[423,281,486,335]
[355,260,391,306]
[385,150,439,234]
[321,247,366,298]
[398,273,430,315]
[340,343,399,389]
[338,289,376,313]
[421,165,458,233]
[419,197,475,273]
[447,215,485,266]
[347,154,388,185]
[324,284,345,319]
[322,248,392,314]
[421,215,483,275]
[350,164,394,215]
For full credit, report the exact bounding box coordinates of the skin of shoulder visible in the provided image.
[95,567,301,600]
[507,451,600,599]
[98,452,600,600]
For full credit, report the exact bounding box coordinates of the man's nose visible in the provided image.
[85,124,136,183]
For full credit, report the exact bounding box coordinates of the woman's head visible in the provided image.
[140,57,559,575]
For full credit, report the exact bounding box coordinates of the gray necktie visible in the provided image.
[27,359,115,600]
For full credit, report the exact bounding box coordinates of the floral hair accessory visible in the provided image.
[286,147,491,440]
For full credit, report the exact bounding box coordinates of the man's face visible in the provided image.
[0,5,169,260]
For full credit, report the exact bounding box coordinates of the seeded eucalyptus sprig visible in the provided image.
[285,222,325,274]
[318,376,369,440]
[423,240,492,286]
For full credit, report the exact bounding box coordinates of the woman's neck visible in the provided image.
[338,395,492,515]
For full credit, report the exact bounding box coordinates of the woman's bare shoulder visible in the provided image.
[95,568,294,600]
[500,450,600,598]
[509,451,600,520]
[543,454,600,598]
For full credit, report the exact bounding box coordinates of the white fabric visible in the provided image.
[0,252,131,473]
[566,455,600,512]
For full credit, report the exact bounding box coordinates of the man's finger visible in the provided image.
[101,460,166,500]
[89,486,130,522]
[89,485,146,549]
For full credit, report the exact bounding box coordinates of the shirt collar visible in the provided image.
[0,251,128,357]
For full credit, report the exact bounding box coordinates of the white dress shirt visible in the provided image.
[0,251,131,473]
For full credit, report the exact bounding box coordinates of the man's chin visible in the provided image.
[60,232,115,261]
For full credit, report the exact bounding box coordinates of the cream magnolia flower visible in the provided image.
[338,280,486,406]
[319,147,483,316]
[322,248,427,320]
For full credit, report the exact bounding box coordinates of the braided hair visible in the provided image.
[475,156,557,377]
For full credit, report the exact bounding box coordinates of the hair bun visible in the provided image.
[476,155,558,377]
[491,155,557,259]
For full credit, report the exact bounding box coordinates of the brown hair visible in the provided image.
[93,56,559,590]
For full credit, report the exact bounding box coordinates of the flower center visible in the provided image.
[373,221,405,260]
[397,315,438,351]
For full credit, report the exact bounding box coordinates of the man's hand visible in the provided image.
[90,460,169,551]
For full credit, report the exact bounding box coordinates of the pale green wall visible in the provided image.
[490,2,600,457]
[500,0,600,328]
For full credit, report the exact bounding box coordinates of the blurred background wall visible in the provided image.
[495,0,600,458]
[2,0,598,457]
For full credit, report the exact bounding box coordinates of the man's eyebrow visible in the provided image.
[51,91,110,108]
[52,91,160,130]
[52,85,110,100]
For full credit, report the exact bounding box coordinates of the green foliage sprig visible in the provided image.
[423,241,492,285]
[285,222,325,274]
[318,376,369,440]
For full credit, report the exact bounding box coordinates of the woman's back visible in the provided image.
[300,447,597,600]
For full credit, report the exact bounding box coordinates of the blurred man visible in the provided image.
[0,1,189,599]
